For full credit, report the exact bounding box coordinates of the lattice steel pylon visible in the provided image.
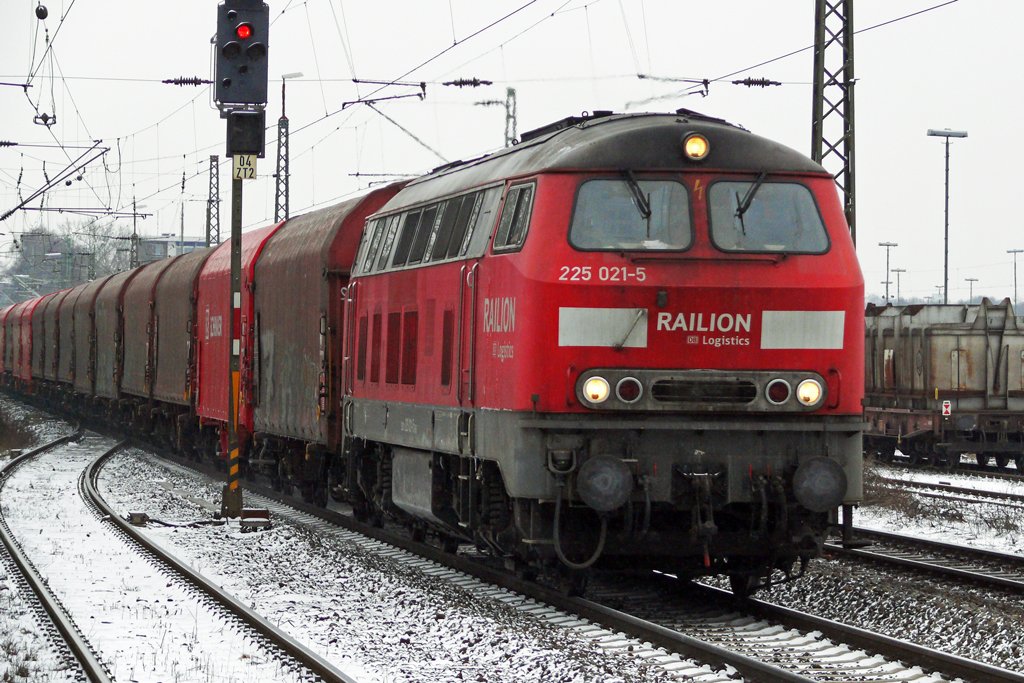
[811,0,856,244]
[274,115,289,221]
[205,155,220,246]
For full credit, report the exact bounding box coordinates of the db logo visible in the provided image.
[941,400,952,416]
[687,335,699,345]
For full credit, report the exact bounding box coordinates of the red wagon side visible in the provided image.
[29,292,59,382]
[94,268,145,404]
[122,258,176,400]
[57,284,89,386]
[194,224,283,457]
[251,184,402,497]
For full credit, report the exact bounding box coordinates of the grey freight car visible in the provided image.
[864,299,1024,469]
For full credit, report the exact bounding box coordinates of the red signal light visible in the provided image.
[235,23,253,40]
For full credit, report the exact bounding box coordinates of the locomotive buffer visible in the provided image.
[213,0,270,524]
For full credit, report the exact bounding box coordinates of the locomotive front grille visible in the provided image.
[650,379,757,404]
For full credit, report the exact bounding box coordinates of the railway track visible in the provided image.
[879,475,1024,505]
[0,430,111,683]
[827,527,1024,593]
[138,440,1024,683]
[1,428,358,683]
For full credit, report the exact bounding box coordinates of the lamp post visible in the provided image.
[878,241,898,302]
[927,128,968,304]
[965,277,978,302]
[275,71,303,222]
[892,268,906,305]
[1008,248,1023,307]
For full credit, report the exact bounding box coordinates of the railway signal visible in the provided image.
[215,0,270,107]
[214,0,270,520]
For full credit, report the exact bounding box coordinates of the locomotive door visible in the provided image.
[456,260,480,455]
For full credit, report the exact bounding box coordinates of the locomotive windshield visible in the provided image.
[709,181,828,253]
[569,179,691,250]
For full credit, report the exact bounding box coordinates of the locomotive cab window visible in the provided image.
[493,184,534,252]
[569,178,691,251]
[709,180,829,254]
[357,218,386,274]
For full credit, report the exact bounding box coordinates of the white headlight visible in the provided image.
[796,379,823,407]
[582,376,611,404]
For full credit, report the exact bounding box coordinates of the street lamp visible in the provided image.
[878,241,898,302]
[275,71,303,222]
[965,277,978,302]
[927,128,968,304]
[1008,248,1023,307]
[892,268,906,305]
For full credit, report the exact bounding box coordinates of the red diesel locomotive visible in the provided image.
[0,109,863,594]
[341,110,864,592]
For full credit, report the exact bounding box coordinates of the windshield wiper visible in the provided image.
[623,169,652,220]
[734,170,768,234]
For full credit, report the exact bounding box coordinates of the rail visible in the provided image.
[0,429,113,683]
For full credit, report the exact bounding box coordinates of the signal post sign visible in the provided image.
[233,154,257,180]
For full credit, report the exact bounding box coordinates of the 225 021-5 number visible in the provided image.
[558,265,647,282]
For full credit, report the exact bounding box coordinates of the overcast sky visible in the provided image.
[1,0,1021,304]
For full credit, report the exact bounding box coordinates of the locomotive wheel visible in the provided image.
[729,573,758,599]
[556,568,589,597]
[976,453,990,468]
[351,497,371,523]
[995,455,1010,469]
[440,534,461,554]
[312,482,328,508]
[908,450,931,466]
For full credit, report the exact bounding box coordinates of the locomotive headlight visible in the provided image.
[615,377,643,403]
[796,379,823,407]
[765,378,791,405]
[582,376,611,404]
[683,133,710,161]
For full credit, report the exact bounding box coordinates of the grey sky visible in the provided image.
[1,0,1019,303]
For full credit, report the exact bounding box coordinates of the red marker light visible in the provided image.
[235,23,253,40]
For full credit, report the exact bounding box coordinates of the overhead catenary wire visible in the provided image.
[5,0,964,245]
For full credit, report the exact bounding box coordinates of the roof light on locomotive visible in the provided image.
[683,133,710,161]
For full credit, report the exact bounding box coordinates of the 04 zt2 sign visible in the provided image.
[233,154,257,180]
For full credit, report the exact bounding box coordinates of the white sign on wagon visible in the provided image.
[941,400,952,416]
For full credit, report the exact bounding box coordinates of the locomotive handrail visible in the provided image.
[456,264,466,405]
[467,261,479,405]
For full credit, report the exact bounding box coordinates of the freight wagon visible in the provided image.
[864,299,1024,469]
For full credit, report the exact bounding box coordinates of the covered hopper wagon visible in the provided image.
[864,299,1024,470]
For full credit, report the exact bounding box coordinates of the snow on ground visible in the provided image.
[2,433,318,683]
[1,397,78,683]
[98,450,700,683]
[858,458,1024,557]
